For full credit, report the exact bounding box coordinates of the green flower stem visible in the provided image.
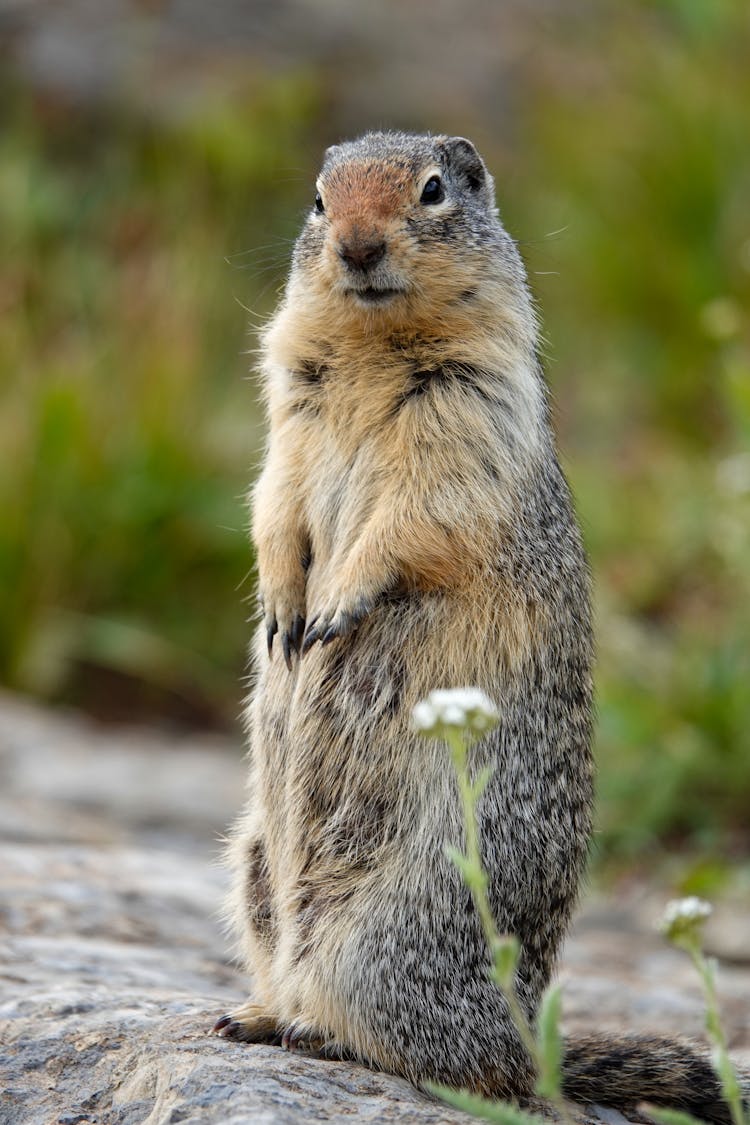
[446,729,574,1125]
[679,937,747,1125]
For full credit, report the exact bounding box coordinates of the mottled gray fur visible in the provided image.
[216,133,743,1123]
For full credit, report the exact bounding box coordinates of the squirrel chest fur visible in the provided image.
[216,132,735,1121]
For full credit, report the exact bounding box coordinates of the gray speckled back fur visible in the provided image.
[214,133,741,1123]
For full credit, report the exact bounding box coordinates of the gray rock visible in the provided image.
[0,692,747,1124]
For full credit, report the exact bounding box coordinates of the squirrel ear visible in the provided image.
[440,137,494,202]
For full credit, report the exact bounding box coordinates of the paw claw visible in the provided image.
[280,1022,328,1054]
[212,1005,283,1044]
[301,619,321,656]
[266,620,277,658]
[279,613,307,669]
[291,614,306,653]
[216,1018,241,1039]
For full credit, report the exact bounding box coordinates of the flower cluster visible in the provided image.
[412,688,499,738]
[659,896,713,945]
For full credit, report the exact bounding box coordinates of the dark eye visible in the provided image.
[314,193,325,214]
[420,175,444,205]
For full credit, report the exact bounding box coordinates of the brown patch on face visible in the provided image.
[324,160,414,225]
[322,161,418,259]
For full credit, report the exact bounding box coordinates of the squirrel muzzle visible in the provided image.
[336,231,387,275]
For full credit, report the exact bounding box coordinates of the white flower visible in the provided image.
[663,897,713,924]
[412,701,438,731]
[412,688,499,737]
[659,897,713,944]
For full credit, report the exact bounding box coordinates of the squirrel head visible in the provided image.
[289,132,520,325]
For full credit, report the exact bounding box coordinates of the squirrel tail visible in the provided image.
[561,1033,746,1124]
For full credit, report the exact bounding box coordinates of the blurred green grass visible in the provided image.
[1,0,748,864]
[0,72,322,725]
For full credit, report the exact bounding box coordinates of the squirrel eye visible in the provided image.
[314,193,325,214]
[420,175,444,205]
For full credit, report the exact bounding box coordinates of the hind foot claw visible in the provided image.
[280,1021,327,1053]
[211,1003,282,1044]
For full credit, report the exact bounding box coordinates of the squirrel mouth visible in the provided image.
[348,287,404,305]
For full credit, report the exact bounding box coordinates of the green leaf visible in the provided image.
[427,1084,546,1125]
[472,764,495,799]
[445,844,472,879]
[492,936,520,989]
[712,1049,744,1118]
[534,984,563,1100]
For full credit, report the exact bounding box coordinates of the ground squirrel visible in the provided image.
[214,132,740,1122]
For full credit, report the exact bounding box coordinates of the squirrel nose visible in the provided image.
[337,238,386,273]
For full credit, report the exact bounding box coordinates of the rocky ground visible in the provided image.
[1,691,748,1125]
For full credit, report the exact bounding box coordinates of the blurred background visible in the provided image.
[1,0,748,881]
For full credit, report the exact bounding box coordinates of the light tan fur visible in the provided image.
[223,134,574,1084]
[214,134,742,1123]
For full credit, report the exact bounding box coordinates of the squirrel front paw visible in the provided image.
[259,574,306,670]
[301,592,374,655]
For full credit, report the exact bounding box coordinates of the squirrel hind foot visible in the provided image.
[211,1003,282,1045]
[280,1020,353,1062]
